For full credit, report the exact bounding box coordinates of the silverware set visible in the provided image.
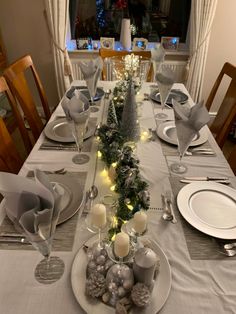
[180,176,230,184]
[161,191,177,224]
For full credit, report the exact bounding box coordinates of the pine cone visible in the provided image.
[131,283,150,307]
[86,272,106,298]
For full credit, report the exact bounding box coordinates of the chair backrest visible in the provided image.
[99,49,153,81]
[0,76,32,154]
[3,54,51,142]
[0,116,23,173]
[228,145,236,175]
[205,62,236,148]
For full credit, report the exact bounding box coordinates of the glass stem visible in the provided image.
[98,228,102,248]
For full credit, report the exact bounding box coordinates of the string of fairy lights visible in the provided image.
[96,79,150,239]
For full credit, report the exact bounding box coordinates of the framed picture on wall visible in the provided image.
[100,37,115,50]
[161,37,179,50]
[133,38,148,51]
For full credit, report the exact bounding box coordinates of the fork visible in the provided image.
[219,249,236,257]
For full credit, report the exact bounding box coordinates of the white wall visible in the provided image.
[202,0,236,112]
[0,0,59,108]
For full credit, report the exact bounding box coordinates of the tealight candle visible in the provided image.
[133,211,147,234]
[114,232,130,258]
[90,204,106,228]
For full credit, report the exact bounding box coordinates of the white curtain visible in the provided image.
[44,0,73,99]
[186,0,218,102]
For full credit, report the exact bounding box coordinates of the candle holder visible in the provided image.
[106,240,135,264]
[121,218,147,247]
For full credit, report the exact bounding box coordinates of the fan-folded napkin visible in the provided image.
[79,57,103,99]
[172,99,210,157]
[61,90,90,124]
[0,170,63,241]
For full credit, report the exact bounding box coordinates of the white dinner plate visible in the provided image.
[71,235,172,314]
[48,174,83,224]
[177,182,236,239]
[156,121,208,147]
[44,118,95,143]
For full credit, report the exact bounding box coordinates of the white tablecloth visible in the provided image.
[0,81,235,314]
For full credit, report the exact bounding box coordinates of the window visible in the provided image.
[69,0,191,43]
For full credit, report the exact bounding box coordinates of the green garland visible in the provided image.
[97,81,150,236]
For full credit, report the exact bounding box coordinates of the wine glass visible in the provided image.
[154,66,174,120]
[169,141,189,174]
[33,233,65,284]
[71,102,90,165]
[12,215,65,284]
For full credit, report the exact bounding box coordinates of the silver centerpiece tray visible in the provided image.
[71,235,171,313]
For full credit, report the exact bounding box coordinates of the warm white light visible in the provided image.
[97,151,102,158]
[110,185,116,191]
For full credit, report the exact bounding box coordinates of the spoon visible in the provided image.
[83,185,98,215]
[224,243,236,250]
[105,89,112,99]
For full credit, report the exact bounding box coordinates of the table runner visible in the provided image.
[0,171,87,252]
[169,176,236,260]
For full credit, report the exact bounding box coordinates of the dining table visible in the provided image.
[0,79,236,314]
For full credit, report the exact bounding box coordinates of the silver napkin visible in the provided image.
[151,43,166,73]
[172,99,210,157]
[79,57,103,100]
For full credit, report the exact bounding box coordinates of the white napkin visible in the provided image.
[172,99,211,157]
[0,170,63,241]
[79,57,103,99]
[151,43,165,73]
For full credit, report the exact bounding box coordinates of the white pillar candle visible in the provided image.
[90,204,106,228]
[133,211,147,234]
[114,232,130,258]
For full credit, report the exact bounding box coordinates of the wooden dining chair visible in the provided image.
[0,76,32,154]
[205,62,236,149]
[3,54,51,142]
[227,144,236,175]
[99,48,153,81]
[0,116,23,173]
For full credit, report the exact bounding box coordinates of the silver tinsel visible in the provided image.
[120,80,140,142]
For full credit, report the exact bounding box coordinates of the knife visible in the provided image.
[183,176,229,181]
[0,237,30,244]
[180,179,230,184]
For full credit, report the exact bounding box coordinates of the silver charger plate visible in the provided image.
[44,118,95,143]
[177,182,236,239]
[150,89,188,106]
[156,121,208,147]
[66,86,105,101]
[71,235,172,314]
[48,174,83,224]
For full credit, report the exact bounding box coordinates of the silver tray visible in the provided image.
[150,89,188,106]
[156,121,208,147]
[48,174,83,225]
[71,236,172,314]
[44,118,95,143]
[177,182,236,239]
[66,86,104,101]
